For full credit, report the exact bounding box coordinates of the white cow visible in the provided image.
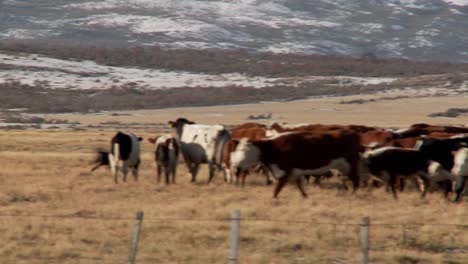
[91,131,142,184]
[169,118,231,183]
[453,148,468,202]
[148,134,179,184]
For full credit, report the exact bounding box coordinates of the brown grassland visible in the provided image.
[1,93,468,264]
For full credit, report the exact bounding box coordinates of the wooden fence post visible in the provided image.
[229,209,241,264]
[128,211,144,264]
[360,216,370,264]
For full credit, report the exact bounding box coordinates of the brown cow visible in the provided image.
[267,123,376,136]
[230,130,363,198]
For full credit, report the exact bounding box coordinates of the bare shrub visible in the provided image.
[247,113,272,120]
[429,108,468,118]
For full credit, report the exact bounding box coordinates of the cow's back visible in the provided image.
[180,124,228,162]
[258,130,361,169]
[111,131,140,165]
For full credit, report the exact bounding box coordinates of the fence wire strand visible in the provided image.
[0,212,467,228]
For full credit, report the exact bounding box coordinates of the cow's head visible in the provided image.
[148,136,160,144]
[90,148,110,172]
[168,118,195,127]
[169,118,196,139]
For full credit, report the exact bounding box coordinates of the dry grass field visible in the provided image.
[1,93,468,264]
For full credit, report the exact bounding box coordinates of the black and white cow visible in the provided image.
[361,147,431,199]
[168,118,231,183]
[148,134,179,184]
[415,136,468,197]
[91,131,142,184]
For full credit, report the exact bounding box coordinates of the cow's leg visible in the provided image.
[340,175,349,192]
[263,166,274,186]
[132,160,140,182]
[241,170,248,187]
[171,164,177,184]
[156,164,162,183]
[312,175,320,186]
[165,166,170,185]
[389,175,398,200]
[234,168,241,186]
[184,160,195,182]
[273,176,289,198]
[122,165,129,182]
[190,163,200,183]
[417,172,430,198]
[348,158,359,193]
[132,167,139,182]
[399,177,406,192]
[207,161,215,184]
[295,176,308,198]
[223,167,232,184]
[442,180,452,199]
[454,176,467,202]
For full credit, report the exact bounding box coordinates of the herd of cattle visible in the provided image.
[91,118,468,202]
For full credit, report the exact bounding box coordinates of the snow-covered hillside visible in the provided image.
[1,0,468,62]
[0,53,396,90]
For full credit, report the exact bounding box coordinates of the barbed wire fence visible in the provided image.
[0,210,467,263]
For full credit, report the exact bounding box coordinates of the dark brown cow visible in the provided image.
[230,130,363,198]
[386,131,466,149]
[148,134,179,184]
[396,123,468,138]
[268,123,376,135]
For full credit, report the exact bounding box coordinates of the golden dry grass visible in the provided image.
[1,129,468,264]
[2,94,468,264]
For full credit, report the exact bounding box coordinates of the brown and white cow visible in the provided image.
[266,122,396,185]
[148,134,179,184]
[223,124,272,185]
[230,130,363,198]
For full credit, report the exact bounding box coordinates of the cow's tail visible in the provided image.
[91,148,110,172]
[214,129,231,168]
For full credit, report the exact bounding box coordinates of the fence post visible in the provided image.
[229,209,241,264]
[128,210,144,264]
[360,216,370,264]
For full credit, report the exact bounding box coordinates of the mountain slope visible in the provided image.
[1,0,468,62]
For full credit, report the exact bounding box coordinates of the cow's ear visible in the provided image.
[168,121,176,128]
[148,137,157,144]
[138,137,143,142]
